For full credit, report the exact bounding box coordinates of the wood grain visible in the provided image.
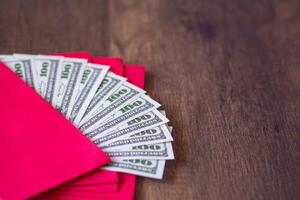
[0,0,110,55]
[0,0,299,199]
[108,1,300,200]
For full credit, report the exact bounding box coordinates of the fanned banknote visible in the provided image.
[85,95,161,138]
[79,82,146,131]
[67,63,109,126]
[53,57,87,116]
[81,72,127,122]
[1,57,37,88]
[0,53,174,180]
[94,110,169,146]
[103,159,166,179]
[106,142,175,160]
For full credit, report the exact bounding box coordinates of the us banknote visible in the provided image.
[101,125,173,150]
[107,142,174,160]
[67,63,109,126]
[0,55,12,60]
[93,110,169,146]
[81,72,126,122]
[79,82,146,131]
[1,57,37,88]
[85,95,161,138]
[28,55,63,104]
[103,159,166,179]
[53,58,86,116]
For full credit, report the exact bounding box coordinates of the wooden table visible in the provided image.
[0,0,299,199]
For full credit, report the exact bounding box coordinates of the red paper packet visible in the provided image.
[0,61,110,200]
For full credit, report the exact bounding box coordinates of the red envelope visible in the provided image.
[53,170,119,193]
[19,53,143,199]
[0,61,110,200]
[125,65,145,89]
[41,173,135,200]
[39,182,119,198]
[61,182,118,192]
[65,169,118,186]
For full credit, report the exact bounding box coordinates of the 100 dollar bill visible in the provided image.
[94,110,169,146]
[80,82,145,131]
[86,95,161,138]
[102,125,173,150]
[67,63,109,125]
[81,72,126,122]
[31,55,63,104]
[2,57,37,88]
[103,159,166,179]
[107,142,174,160]
[53,58,86,116]
[0,55,12,60]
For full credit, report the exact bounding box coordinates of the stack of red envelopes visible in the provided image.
[0,52,173,200]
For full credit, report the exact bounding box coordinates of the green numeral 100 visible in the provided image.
[107,89,128,102]
[124,159,153,166]
[128,114,151,126]
[14,63,23,78]
[40,62,49,77]
[132,144,161,150]
[61,64,72,79]
[120,100,143,113]
[130,128,157,137]
[81,69,91,84]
